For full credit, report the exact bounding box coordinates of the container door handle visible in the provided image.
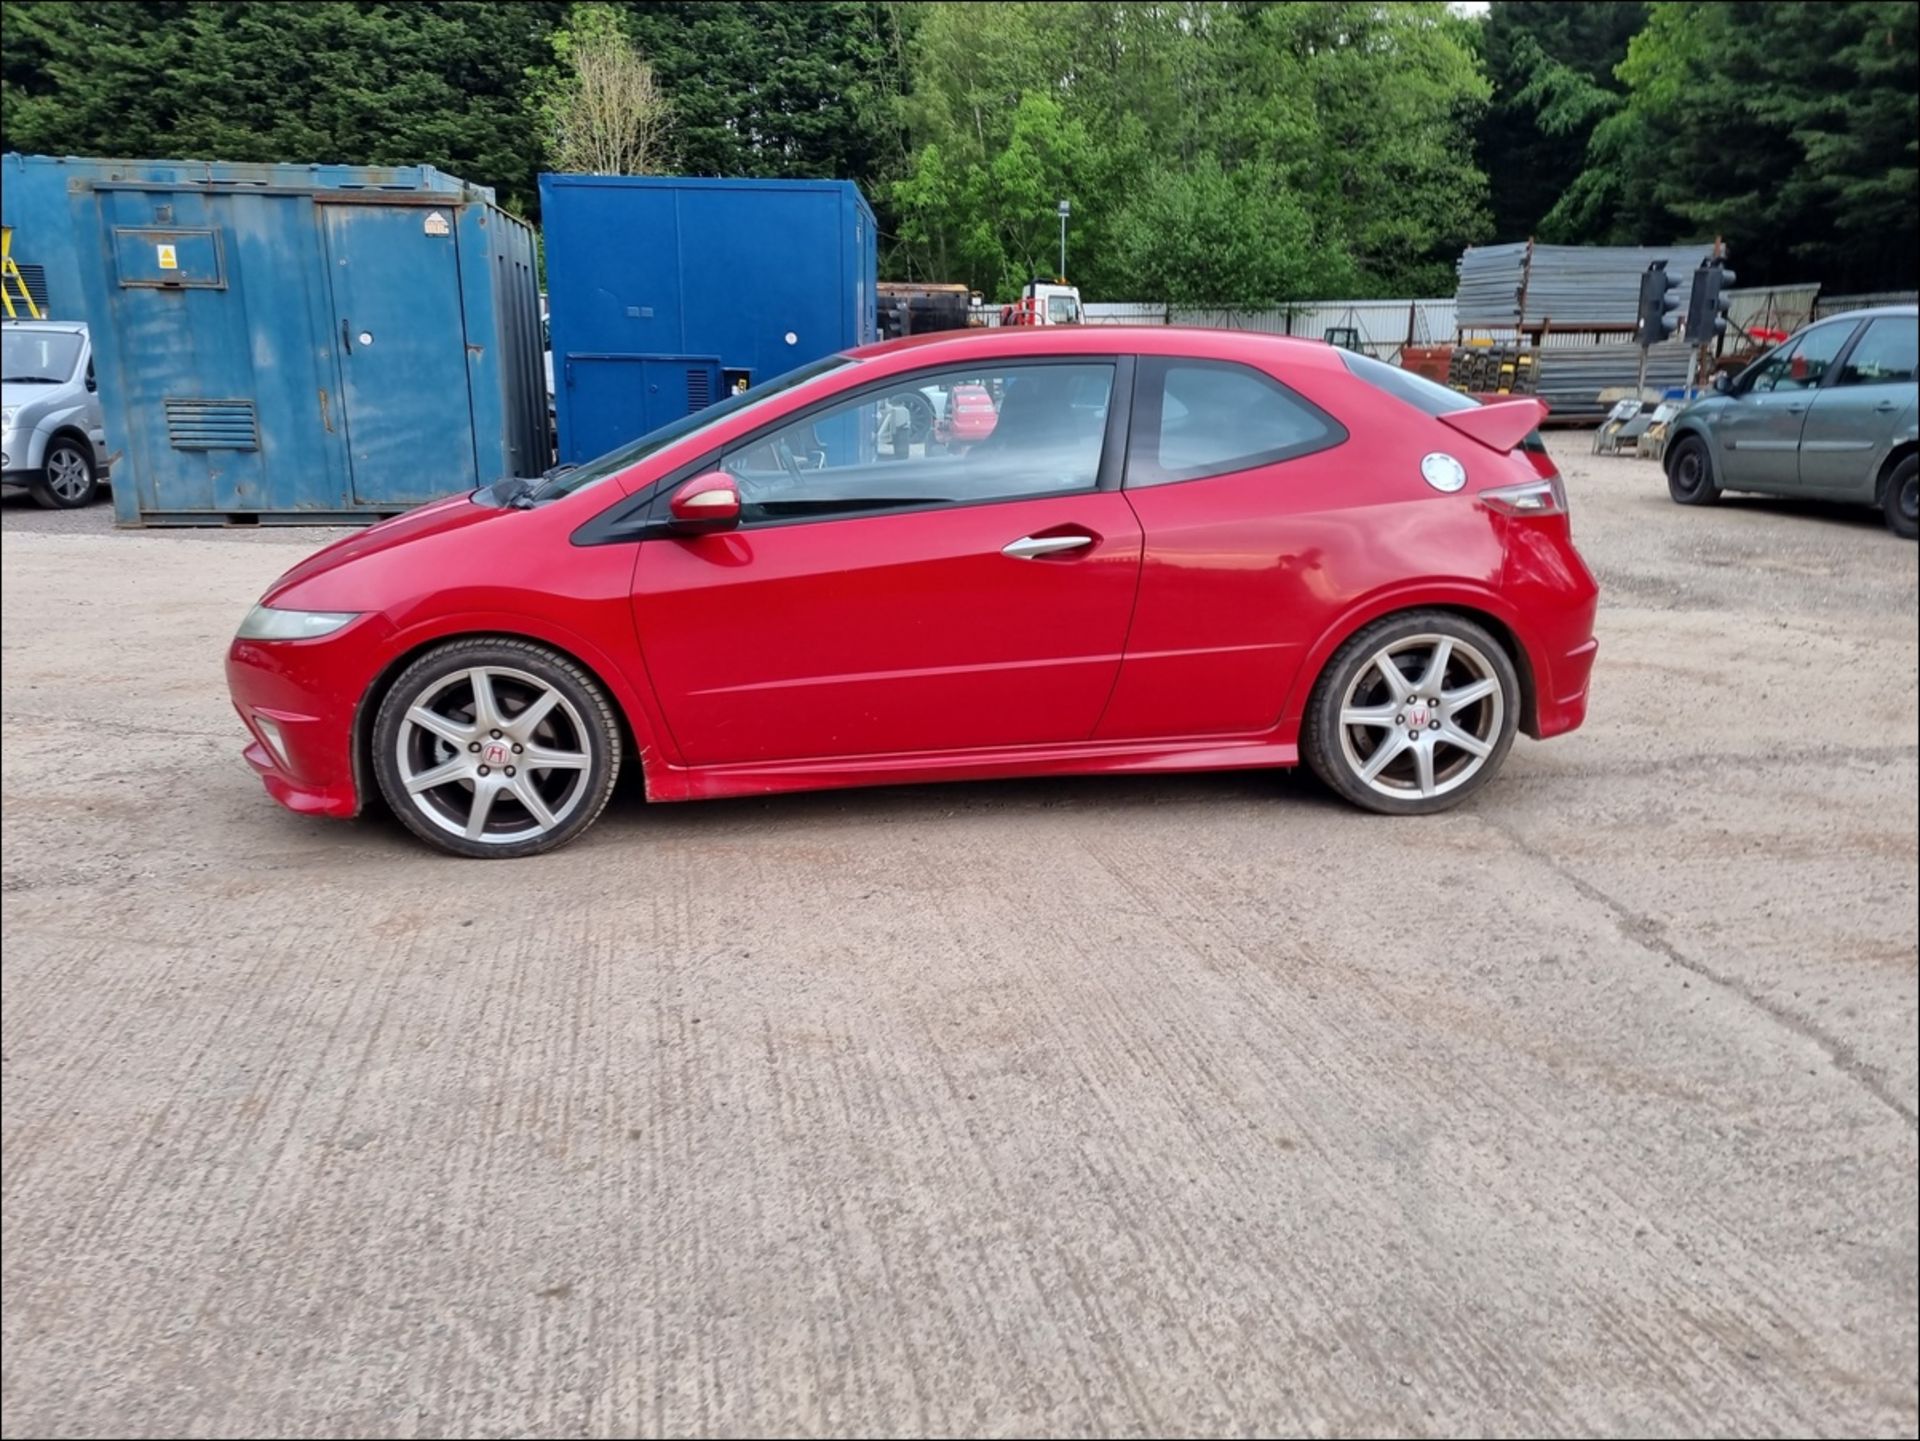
[341,319,352,353]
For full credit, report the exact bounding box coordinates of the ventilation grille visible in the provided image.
[13,263,49,311]
[165,398,259,450]
[686,368,713,412]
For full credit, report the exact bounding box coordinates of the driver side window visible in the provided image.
[720,361,1115,523]
[1746,324,1853,393]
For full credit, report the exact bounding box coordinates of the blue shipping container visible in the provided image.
[65,172,546,524]
[3,153,472,321]
[541,174,876,465]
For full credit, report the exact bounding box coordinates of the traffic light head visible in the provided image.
[1686,260,1738,341]
[1637,262,1684,346]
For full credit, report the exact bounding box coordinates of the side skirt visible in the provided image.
[645,734,1301,802]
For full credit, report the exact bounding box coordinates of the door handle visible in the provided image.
[1785,403,1807,414]
[1003,533,1094,560]
[1874,400,1898,413]
[341,319,352,353]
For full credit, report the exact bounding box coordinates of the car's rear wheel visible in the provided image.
[371,638,622,858]
[1665,435,1720,506]
[1303,612,1520,815]
[1883,454,1917,540]
[31,439,97,509]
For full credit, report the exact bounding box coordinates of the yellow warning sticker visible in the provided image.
[156,244,178,270]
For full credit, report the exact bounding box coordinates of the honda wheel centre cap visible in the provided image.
[483,740,511,767]
[1409,704,1430,729]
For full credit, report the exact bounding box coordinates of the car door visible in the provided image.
[1094,356,1354,740]
[1799,315,1918,497]
[1716,321,1858,491]
[631,357,1143,765]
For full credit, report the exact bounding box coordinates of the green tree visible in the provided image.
[2,1,563,216]
[529,2,671,175]
[1548,2,1919,289]
[620,2,912,187]
[891,1,1490,302]
[1476,2,1647,243]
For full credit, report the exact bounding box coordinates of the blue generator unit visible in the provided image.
[63,167,547,524]
[3,153,469,321]
[540,174,876,465]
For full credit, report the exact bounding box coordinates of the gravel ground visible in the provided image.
[3,442,1915,1437]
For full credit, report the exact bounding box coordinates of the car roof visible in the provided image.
[844,324,1350,372]
[1808,304,1916,325]
[0,319,89,335]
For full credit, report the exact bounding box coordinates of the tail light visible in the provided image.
[1480,474,1568,518]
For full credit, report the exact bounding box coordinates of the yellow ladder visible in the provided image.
[2,227,43,319]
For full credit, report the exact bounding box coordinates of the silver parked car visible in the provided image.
[2,320,110,509]
[1663,305,1918,538]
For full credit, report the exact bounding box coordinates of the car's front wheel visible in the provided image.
[371,638,623,858]
[1302,611,1521,815]
[1665,434,1721,506]
[1883,454,1917,540]
[31,439,97,510]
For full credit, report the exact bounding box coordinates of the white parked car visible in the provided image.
[2,320,110,509]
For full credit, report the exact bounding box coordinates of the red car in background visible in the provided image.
[227,328,1598,858]
[934,381,998,450]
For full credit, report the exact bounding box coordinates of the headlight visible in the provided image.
[1,407,15,428]
[235,604,360,641]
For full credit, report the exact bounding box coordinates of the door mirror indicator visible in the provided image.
[668,472,742,533]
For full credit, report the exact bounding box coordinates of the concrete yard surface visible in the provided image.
[2,442,1916,1437]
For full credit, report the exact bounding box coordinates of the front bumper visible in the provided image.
[3,423,34,476]
[225,620,390,818]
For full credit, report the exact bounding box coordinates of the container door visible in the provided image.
[320,202,477,504]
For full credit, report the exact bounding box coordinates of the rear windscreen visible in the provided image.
[1339,349,1477,416]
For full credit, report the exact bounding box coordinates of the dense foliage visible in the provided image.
[3,1,1914,297]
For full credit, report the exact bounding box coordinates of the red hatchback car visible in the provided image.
[227,329,1598,858]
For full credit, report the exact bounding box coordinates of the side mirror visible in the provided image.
[668,471,741,533]
[1712,371,1731,395]
[85,367,98,393]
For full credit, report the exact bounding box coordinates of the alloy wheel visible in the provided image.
[47,446,93,503]
[395,666,593,844]
[1335,634,1505,801]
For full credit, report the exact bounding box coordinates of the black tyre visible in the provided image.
[1302,610,1521,816]
[31,437,97,509]
[886,390,937,446]
[1665,434,1721,506]
[371,637,622,858]
[1883,454,1918,540]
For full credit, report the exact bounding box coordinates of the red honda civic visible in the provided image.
[226,328,1598,858]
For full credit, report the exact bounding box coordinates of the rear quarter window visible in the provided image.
[1128,358,1346,487]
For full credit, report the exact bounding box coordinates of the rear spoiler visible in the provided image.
[1439,397,1549,453]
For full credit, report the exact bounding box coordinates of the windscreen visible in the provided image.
[1,330,83,384]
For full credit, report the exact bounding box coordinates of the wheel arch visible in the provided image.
[43,424,95,466]
[1875,440,1917,505]
[1286,589,1541,739]
[1662,421,1712,474]
[351,622,661,816]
